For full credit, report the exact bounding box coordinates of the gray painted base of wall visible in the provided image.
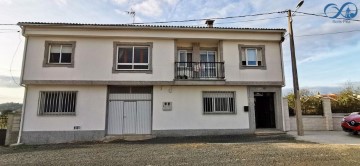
[22,130,105,145]
[152,129,253,137]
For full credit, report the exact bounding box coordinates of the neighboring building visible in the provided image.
[18,22,287,144]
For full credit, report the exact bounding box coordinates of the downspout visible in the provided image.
[279,32,286,87]
[16,26,29,145]
[16,86,27,144]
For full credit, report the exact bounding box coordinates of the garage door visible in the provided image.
[107,86,152,135]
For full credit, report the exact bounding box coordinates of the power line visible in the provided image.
[216,16,287,24]
[132,10,287,24]
[0,31,20,33]
[295,11,360,22]
[9,32,23,87]
[295,29,360,37]
[0,29,20,30]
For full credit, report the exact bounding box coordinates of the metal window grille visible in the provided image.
[203,91,235,114]
[38,91,77,115]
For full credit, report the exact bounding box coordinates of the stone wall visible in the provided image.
[5,112,21,145]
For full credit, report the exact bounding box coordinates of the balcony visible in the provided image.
[175,62,225,80]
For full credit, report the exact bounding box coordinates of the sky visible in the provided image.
[0,0,359,103]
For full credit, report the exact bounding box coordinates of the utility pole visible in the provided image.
[288,9,304,136]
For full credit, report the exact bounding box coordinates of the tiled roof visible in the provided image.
[18,22,286,32]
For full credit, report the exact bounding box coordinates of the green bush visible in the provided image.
[331,87,360,113]
[286,89,323,115]
[286,85,360,115]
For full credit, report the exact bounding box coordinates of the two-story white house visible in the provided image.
[18,22,287,144]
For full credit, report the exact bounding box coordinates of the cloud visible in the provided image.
[114,9,128,16]
[132,0,163,17]
[54,0,68,6]
[112,0,128,5]
[0,0,12,4]
[162,0,178,6]
[0,75,21,88]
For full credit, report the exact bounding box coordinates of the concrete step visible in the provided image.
[255,129,286,136]
[103,135,155,142]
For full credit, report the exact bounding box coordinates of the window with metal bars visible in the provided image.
[203,91,236,114]
[38,91,77,115]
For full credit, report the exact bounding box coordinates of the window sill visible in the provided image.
[112,69,153,74]
[203,112,236,115]
[43,63,74,68]
[239,65,266,70]
[38,113,76,116]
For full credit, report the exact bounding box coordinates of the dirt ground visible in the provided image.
[0,135,359,165]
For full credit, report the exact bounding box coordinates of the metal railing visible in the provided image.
[175,62,225,80]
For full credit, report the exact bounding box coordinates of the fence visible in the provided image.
[283,97,345,131]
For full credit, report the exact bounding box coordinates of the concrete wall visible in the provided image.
[23,85,107,131]
[152,86,250,131]
[289,116,327,131]
[289,115,344,131]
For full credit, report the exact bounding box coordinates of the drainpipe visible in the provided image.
[16,26,29,145]
[16,85,27,145]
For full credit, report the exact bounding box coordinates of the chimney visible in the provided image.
[205,19,215,28]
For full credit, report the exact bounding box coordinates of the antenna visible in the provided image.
[126,8,136,24]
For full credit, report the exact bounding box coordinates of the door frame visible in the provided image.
[254,92,276,128]
[105,86,153,136]
[248,86,283,132]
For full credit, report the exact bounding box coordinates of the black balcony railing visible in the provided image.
[175,62,225,80]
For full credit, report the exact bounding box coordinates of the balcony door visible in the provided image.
[200,51,216,78]
[177,50,193,78]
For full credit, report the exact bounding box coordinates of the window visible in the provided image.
[114,42,153,71]
[44,41,76,67]
[38,91,77,115]
[238,45,266,69]
[246,48,258,66]
[203,91,236,114]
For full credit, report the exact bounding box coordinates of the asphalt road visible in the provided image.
[0,134,359,165]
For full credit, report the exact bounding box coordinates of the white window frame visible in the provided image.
[203,91,236,114]
[116,46,150,70]
[245,48,258,66]
[48,44,73,64]
[38,91,77,116]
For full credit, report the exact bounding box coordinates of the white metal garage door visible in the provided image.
[107,87,152,135]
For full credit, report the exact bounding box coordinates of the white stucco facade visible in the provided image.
[21,25,285,84]
[18,23,287,144]
[153,86,249,130]
[23,85,107,131]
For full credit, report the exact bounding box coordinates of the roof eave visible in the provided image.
[17,22,286,33]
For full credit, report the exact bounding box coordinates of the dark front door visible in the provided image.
[254,92,276,128]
